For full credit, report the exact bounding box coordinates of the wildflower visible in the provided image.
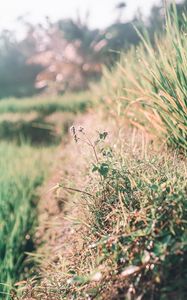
[70,125,78,142]
[78,126,85,133]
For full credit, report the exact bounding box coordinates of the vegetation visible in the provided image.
[100,5,187,150]
[0,92,90,299]
[41,132,186,299]
[19,4,187,300]
[0,30,42,98]
[0,94,89,146]
[0,2,187,300]
[0,142,51,299]
[0,93,90,115]
[0,0,186,98]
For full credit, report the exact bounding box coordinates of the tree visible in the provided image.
[115,2,126,23]
[0,30,42,98]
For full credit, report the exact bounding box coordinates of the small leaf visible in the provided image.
[150,184,158,191]
[99,163,109,177]
[92,164,98,172]
[99,131,108,140]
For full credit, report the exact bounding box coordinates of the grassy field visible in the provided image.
[0,142,52,299]
[0,92,90,115]
[76,138,187,299]
[29,127,186,300]
[0,93,91,146]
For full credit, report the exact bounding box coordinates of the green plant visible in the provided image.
[0,92,90,115]
[34,130,187,299]
[99,4,187,151]
[0,142,50,299]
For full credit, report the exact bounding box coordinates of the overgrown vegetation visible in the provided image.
[0,2,187,300]
[0,92,90,299]
[0,93,89,115]
[23,128,187,300]
[0,142,51,299]
[20,4,187,300]
[99,5,187,150]
[69,133,187,299]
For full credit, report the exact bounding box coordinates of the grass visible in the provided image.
[0,92,90,299]
[99,5,187,150]
[0,92,90,115]
[0,142,52,299]
[0,117,64,146]
[26,129,187,299]
[21,5,187,299]
[0,92,91,146]
[1,4,187,300]
[76,137,187,299]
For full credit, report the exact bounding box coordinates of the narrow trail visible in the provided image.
[35,111,112,268]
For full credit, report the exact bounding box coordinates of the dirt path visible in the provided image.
[35,111,113,264]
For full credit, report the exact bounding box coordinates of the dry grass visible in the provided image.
[18,112,187,300]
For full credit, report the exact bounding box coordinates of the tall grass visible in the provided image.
[100,5,187,150]
[0,142,50,299]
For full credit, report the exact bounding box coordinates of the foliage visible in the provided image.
[99,4,187,150]
[0,91,90,298]
[0,0,187,97]
[0,30,43,99]
[0,93,90,145]
[79,137,187,299]
[0,142,50,299]
[29,130,187,299]
[0,93,90,115]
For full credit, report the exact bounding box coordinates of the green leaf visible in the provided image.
[99,163,110,177]
[99,131,108,140]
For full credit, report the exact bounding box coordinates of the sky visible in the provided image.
[0,0,162,33]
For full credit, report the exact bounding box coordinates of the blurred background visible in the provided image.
[0,0,186,99]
